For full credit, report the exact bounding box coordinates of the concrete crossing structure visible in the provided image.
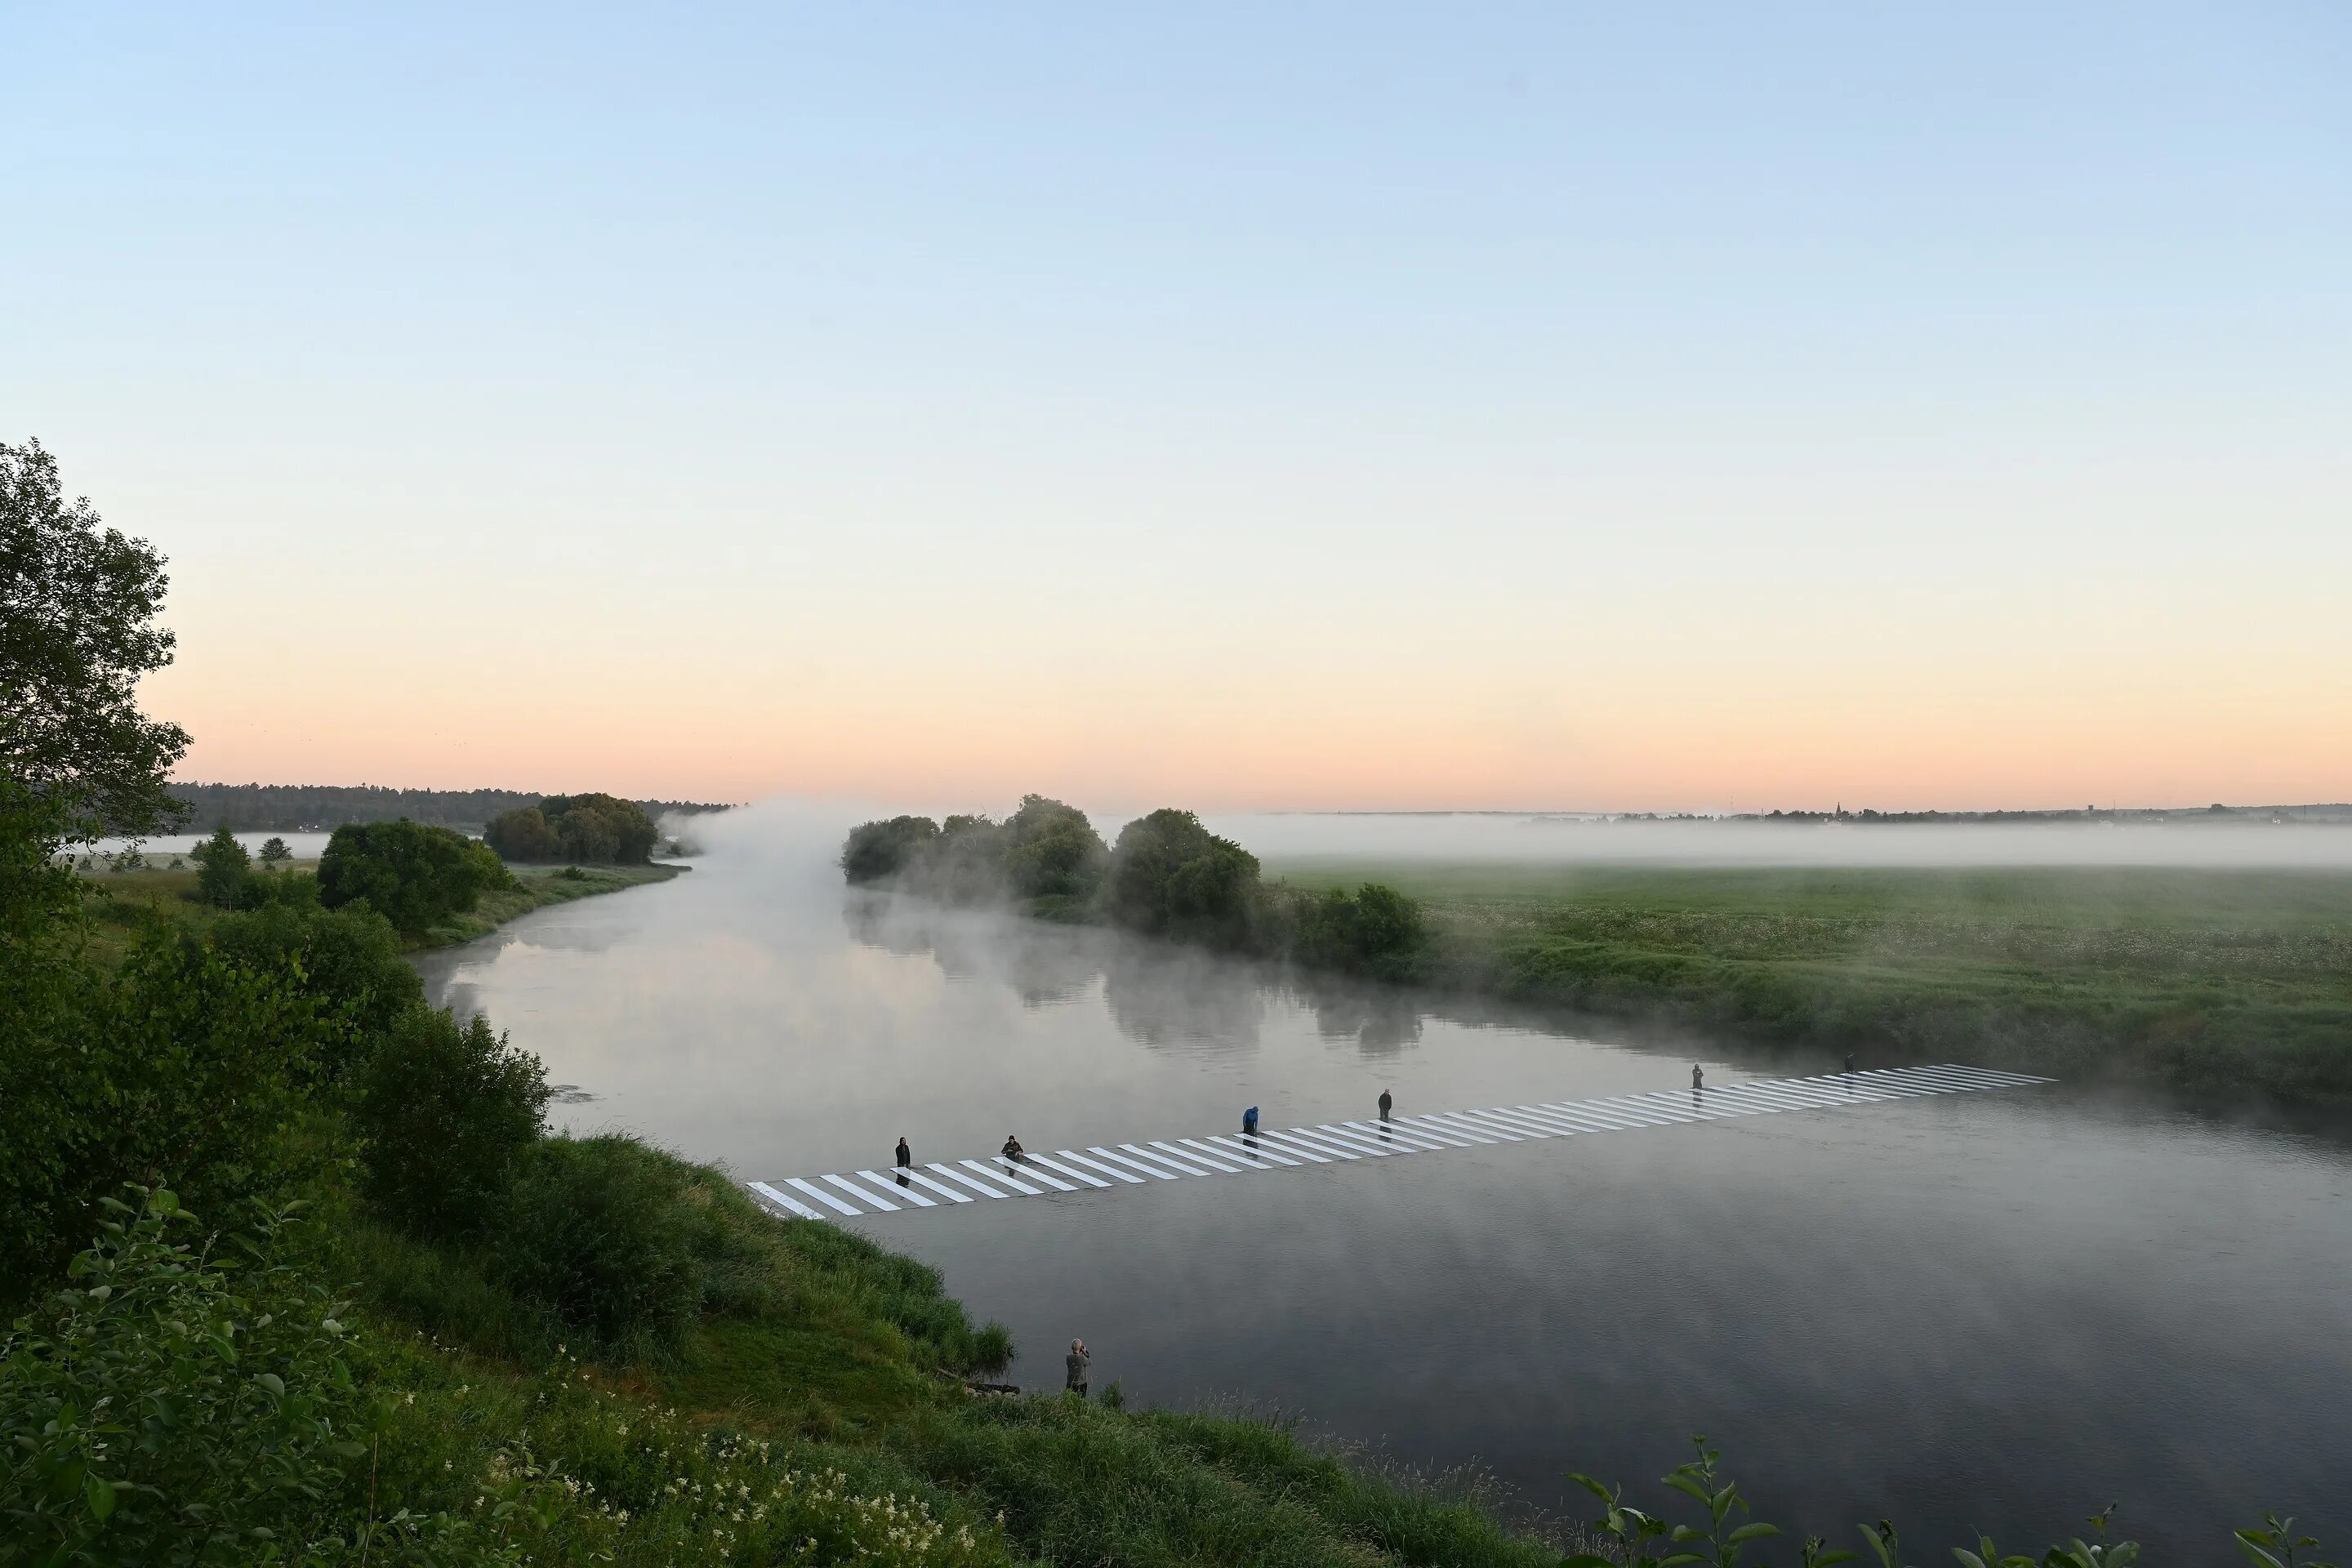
[744,1063,2053,1223]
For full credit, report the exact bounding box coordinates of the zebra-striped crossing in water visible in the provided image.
[742,1063,2053,1222]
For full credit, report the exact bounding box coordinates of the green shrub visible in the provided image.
[209,901,420,1082]
[489,794,659,865]
[318,821,510,936]
[354,1008,546,1242]
[490,1137,706,1354]
[0,1187,368,1564]
[1000,795,1107,900]
[1289,882,1429,982]
[188,825,252,908]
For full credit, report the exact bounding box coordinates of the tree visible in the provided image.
[483,804,562,861]
[1102,808,1264,951]
[189,826,250,909]
[256,835,291,866]
[841,815,940,883]
[353,1007,548,1241]
[1001,795,1108,900]
[0,439,190,844]
[317,820,510,935]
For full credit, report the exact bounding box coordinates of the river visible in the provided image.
[413,811,2352,1557]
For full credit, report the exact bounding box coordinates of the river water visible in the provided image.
[414,814,2352,1557]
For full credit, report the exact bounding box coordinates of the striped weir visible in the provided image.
[742,1063,2054,1222]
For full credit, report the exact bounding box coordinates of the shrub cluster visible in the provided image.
[484,792,658,864]
[319,819,511,935]
[841,796,1431,977]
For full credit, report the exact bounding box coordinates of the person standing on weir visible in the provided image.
[1242,1106,1260,1137]
[1001,1134,1026,1163]
[1066,1339,1090,1398]
[1379,1088,1393,1120]
[895,1136,911,1168]
[1691,1063,1704,1093]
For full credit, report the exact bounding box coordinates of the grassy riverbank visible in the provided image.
[1269,859,2352,1104]
[74,858,688,956]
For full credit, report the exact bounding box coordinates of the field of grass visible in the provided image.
[1267,859,2352,1105]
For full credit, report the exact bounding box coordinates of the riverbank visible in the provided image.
[74,857,690,956]
[1270,858,2352,1106]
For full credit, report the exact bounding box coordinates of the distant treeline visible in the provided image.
[843,796,1427,982]
[484,792,660,865]
[1731,803,2352,824]
[166,782,733,831]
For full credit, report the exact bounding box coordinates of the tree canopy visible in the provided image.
[318,820,510,934]
[485,792,659,864]
[1,439,189,842]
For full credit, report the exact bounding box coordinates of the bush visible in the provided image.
[491,1136,706,1354]
[0,1187,368,1564]
[318,820,510,935]
[1000,795,1107,900]
[1289,882,1428,983]
[353,1008,547,1241]
[209,901,421,1082]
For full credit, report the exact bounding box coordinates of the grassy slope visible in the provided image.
[1268,859,2352,1103]
[325,1148,1570,1567]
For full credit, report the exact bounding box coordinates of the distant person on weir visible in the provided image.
[895,1136,911,1168]
[1378,1089,1393,1120]
[1691,1064,1704,1091]
[1001,1134,1026,1162]
[1066,1339,1090,1397]
[1241,1106,1260,1137]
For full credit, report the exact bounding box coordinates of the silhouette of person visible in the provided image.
[1000,1134,1025,1163]
[1691,1064,1704,1093]
[895,1135,912,1185]
[1241,1106,1259,1138]
[1378,1089,1393,1120]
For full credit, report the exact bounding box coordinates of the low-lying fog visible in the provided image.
[670,800,2352,871]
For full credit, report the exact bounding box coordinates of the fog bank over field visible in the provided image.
[1214,813,2352,869]
[665,800,2352,873]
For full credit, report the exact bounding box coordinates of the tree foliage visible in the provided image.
[841,815,942,884]
[484,793,658,865]
[189,824,252,909]
[1101,808,1263,950]
[0,439,190,842]
[318,821,510,934]
[1286,882,1429,983]
[352,1009,548,1243]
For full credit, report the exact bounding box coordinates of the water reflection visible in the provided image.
[412,842,2352,1558]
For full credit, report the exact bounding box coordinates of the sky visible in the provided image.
[6,3,2348,812]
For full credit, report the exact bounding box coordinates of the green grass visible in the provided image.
[318,1139,1576,1566]
[418,861,686,947]
[1267,859,2352,1104]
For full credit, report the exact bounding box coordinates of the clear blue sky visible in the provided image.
[7,4,2347,808]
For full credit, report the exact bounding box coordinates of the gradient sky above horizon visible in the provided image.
[7,3,2348,812]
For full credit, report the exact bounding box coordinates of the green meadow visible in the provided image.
[1267,859,2352,1105]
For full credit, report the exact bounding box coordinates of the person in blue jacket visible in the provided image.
[1242,1105,1260,1137]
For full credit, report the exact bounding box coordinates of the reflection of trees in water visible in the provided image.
[1100,944,1266,1054]
[1289,976,1426,1057]
[844,888,1447,1057]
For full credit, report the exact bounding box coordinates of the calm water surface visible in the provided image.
[416,828,2352,1557]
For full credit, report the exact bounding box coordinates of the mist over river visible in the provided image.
[415,808,2352,1557]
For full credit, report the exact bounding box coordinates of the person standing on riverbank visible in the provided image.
[1379,1088,1392,1120]
[1691,1064,1704,1092]
[895,1136,911,1169]
[1066,1339,1090,1397]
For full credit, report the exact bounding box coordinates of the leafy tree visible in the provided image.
[257,835,292,865]
[0,439,190,842]
[540,791,658,864]
[842,815,940,883]
[483,804,563,861]
[318,819,510,935]
[1102,808,1264,951]
[189,823,252,908]
[1001,795,1108,900]
[209,901,421,1083]
[352,1007,548,1241]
